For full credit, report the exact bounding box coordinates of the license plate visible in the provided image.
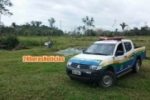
[72,70,81,75]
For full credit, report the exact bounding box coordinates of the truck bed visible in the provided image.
[134,46,143,49]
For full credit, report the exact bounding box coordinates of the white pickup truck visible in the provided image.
[66,36,146,88]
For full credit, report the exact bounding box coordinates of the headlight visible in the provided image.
[67,62,72,66]
[97,65,102,70]
[90,65,101,70]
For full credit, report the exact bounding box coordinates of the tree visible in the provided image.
[0,0,13,36]
[0,0,13,15]
[25,22,31,28]
[31,21,36,27]
[12,22,16,28]
[77,26,82,34]
[11,22,16,34]
[82,16,94,29]
[30,21,42,27]
[115,28,118,32]
[95,28,103,36]
[82,16,95,35]
[140,26,149,36]
[82,26,85,30]
[48,18,55,28]
[35,21,42,27]
[120,22,128,31]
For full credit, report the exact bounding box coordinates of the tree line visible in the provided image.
[69,17,150,36]
[0,19,64,36]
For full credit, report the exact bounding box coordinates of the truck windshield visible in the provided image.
[84,43,115,55]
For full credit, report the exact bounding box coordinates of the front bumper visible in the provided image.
[66,66,105,82]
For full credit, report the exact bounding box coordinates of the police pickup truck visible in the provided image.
[66,36,146,88]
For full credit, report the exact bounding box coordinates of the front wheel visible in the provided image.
[98,71,116,88]
[133,59,141,73]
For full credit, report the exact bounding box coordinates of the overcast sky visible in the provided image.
[1,0,150,32]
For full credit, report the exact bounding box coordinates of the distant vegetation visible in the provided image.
[0,17,150,37]
[0,20,64,36]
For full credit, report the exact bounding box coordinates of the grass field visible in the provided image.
[0,36,150,100]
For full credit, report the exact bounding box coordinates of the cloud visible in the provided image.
[1,0,150,32]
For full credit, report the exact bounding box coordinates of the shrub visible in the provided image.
[0,35,19,50]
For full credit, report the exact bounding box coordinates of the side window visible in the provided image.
[115,43,124,56]
[124,42,132,52]
[116,43,124,52]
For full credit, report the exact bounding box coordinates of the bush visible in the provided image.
[0,35,19,50]
[84,30,96,36]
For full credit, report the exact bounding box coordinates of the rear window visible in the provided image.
[124,42,132,52]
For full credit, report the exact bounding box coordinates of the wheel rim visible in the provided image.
[102,75,113,87]
[136,60,140,72]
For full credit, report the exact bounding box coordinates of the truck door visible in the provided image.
[114,42,126,74]
[123,41,135,69]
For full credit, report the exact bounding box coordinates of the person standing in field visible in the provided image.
[48,40,53,48]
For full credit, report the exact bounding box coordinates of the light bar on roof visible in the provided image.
[99,36,123,41]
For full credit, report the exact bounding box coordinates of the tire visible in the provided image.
[98,71,116,88]
[132,59,141,73]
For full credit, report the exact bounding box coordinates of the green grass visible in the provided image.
[0,36,150,100]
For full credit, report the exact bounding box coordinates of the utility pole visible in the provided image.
[0,12,2,36]
[0,8,1,25]
[60,20,61,30]
[0,13,1,25]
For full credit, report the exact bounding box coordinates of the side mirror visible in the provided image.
[82,49,86,53]
[116,50,124,56]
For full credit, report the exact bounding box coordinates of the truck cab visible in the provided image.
[66,37,146,88]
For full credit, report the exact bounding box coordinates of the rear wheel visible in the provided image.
[133,59,141,73]
[98,71,116,88]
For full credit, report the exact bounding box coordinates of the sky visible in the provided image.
[1,0,150,32]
